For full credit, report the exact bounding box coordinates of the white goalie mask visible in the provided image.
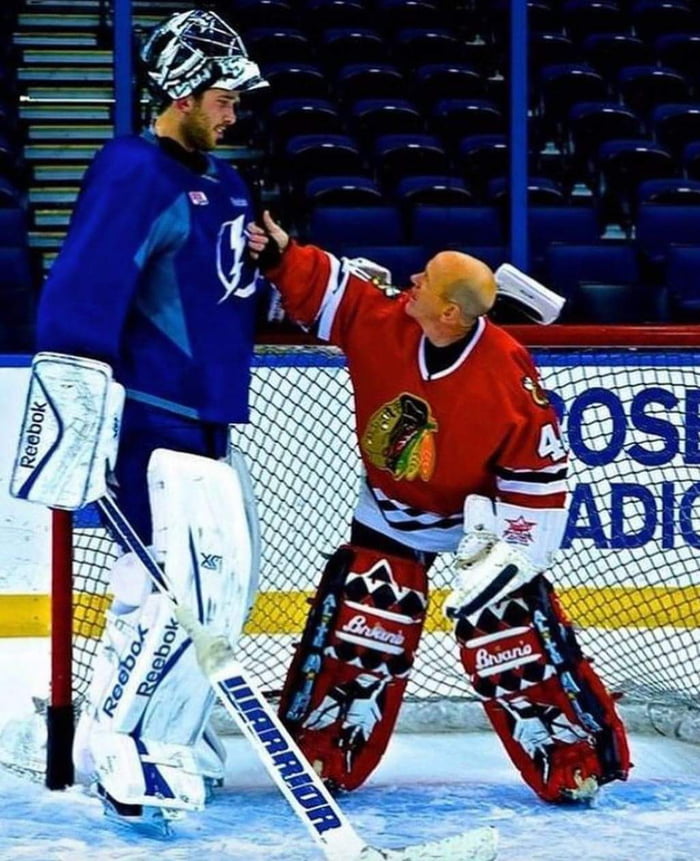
[141,9,269,101]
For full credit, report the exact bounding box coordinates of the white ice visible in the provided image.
[1,638,700,861]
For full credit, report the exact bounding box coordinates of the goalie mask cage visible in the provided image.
[44,326,700,788]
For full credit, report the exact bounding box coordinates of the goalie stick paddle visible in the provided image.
[97,493,498,861]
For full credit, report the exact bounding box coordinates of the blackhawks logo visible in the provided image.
[361,393,437,481]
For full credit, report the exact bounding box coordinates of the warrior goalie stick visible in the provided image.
[97,492,497,861]
[10,354,497,861]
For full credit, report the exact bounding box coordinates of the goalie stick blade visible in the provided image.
[359,826,498,861]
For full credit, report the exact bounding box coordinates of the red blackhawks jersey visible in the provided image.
[267,243,568,553]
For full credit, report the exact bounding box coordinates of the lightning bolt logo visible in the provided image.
[216,214,256,301]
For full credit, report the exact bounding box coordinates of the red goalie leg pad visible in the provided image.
[456,575,631,803]
[279,544,428,791]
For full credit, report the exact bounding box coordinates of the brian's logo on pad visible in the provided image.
[189,190,209,205]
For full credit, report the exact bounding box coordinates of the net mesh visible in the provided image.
[68,344,700,714]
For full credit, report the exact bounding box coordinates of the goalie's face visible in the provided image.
[405,259,450,327]
[180,88,239,150]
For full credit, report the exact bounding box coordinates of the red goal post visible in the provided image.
[44,324,700,787]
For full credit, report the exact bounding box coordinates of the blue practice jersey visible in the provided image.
[36,131,261,423]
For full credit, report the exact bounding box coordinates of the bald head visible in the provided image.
[428,251,497,322]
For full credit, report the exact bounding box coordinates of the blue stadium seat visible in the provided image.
[545,242,639,318]
[596,138,677,229]
[631,0,693,43]
[582,33,651,81]
[530,32,578,75]
[283,134,364,182]
[395,175,474,209]
[301,0,368,31]
[307,205,404,248]
[665,244,700,316]
[636,205,700,268]
[339,243,427,287]
[374,0,448,32]
[576,282,648,323]
[393,28,466,68]
[654,33,700,87]
[319,28,386,70]
[234,0,296,29]
[269,98,343,147]
[260,63,328,98]
[529,205,602,275]
[561,0,626,43]
[431,98,504,153]
[636,178,700,207]
[452,244,509,272]
[538,63,608,139]
[414,63,487,110]
[459,134,509,196]
[567,101,643,166]
[349,98,424,147]
[652,104,700,158]
[334,63,407,103]
[487,176,567,206]
[618,66,691,119]
[373,133,449,188]
[409,205,505,250]
[304,175,384,207]
[243,28,314,64]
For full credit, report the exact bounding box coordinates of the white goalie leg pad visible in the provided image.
[75,591,222,807]
[89,729,208,812]
[10,352,124,509]
[228,443,261,618]
[148,448,257,641]
[443,494,567,622]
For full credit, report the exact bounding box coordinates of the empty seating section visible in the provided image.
[7,0,700,330]
[0,1,34,351]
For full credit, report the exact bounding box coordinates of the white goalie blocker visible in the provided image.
[443,494,567,622]
[10,352,124,508]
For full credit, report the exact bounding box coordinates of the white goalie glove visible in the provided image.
[443,495,567,622]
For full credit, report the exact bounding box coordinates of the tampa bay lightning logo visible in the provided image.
[216,214,256,301]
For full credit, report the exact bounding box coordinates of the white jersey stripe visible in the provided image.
[315,252,347,341]
[496,476,568,495]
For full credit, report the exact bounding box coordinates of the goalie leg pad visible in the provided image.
[73,591,217,806]
[279,544,429,791]
[148,448,257,641]
[455,575,630,803]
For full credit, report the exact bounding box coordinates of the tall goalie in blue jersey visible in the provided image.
[32,9,269,826]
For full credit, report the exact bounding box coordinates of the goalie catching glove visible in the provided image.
[444,494,567,622]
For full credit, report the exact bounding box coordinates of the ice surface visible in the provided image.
[1,639,699,861]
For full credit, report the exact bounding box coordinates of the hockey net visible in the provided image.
[38,329,700,783]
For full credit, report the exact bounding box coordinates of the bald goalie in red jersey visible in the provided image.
[246,213,630,803]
